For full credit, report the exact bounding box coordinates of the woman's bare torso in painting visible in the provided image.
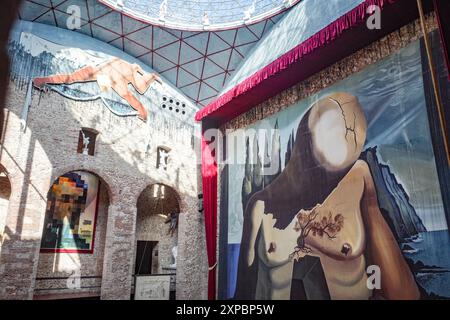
[248,160,373,300]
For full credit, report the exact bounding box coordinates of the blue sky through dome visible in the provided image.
[103,0,298,30]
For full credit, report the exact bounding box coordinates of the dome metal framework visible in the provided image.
[101,0,299,31]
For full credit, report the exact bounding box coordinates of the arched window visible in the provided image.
[135,183,180,280]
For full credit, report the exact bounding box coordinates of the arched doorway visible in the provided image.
[134,183,180,300]
[0,165,12,248]
[34,170,110,300]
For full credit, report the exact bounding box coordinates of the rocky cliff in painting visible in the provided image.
[361,147,427,241]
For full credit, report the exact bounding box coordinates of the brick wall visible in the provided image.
[0,78,208,299]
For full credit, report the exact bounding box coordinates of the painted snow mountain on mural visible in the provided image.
[7,22,197,145]
[7,24,196,125]
[8,34,141,117]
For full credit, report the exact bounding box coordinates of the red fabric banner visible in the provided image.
[201,122,218,300]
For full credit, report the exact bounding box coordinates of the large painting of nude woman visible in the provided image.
[223,37,450,300]
[235,92,418,300]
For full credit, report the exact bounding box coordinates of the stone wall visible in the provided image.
[0,77,208,299]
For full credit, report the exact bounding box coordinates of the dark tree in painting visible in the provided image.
[285,129,295,167]
[264,120,281,187]
[241,121,283,213]
[241,136,264,213]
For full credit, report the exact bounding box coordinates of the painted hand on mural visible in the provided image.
[32,57,162,121]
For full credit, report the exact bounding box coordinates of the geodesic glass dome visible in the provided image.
[101,0,299,31]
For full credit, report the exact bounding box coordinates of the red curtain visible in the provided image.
[201,121,218,300]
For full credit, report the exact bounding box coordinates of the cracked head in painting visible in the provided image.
[308,92,367,171]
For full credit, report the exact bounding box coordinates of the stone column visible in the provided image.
[100,198,137,300]
[0,174,47,300]
[176,195,208,300]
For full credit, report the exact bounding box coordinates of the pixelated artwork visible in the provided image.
[40,171,100,253]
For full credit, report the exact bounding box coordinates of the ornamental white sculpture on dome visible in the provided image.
[103,0,301,31]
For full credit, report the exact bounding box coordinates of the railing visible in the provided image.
[34,276,102,292]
